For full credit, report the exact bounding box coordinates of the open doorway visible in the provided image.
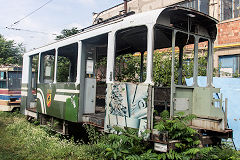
[27,54,39,111]
[82,33,108,116]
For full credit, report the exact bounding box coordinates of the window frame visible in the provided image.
[113,25,148,83]
[172,29,212,87]
[221,0,240,21]
[55,43,79,83]
[39,49,56,84]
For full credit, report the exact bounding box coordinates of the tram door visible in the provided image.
[27,54,38,109]
[83,45,96,114]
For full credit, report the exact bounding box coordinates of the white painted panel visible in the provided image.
[56,89,79,94]
[54,94,71,102]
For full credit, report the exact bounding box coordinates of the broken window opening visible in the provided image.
[57,43,78,83]
[82,33,108,112]
[114,26,147,83]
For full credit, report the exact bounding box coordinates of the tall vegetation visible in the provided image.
[82,111,239,160]
[0,111,239,160]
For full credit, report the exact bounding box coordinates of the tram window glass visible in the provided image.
[115,26,147,83]
[40,49,55,83]
[174,32,196,86]
[57,43,78,82]
[8,71,22,90]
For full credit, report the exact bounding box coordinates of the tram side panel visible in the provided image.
[104,83,151,133]
[36,83,80,122]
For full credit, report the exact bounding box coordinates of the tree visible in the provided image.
[0,34,25,65]
[55,27,79,40]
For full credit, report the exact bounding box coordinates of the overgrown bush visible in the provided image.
[154,111,199,151]
[83,125,150,160]
[83,111,239,160]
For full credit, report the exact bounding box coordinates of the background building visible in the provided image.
[93,0,240,77]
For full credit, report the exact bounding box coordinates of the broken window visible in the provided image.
[153,26,173,87]
[57,43,78,82]
[174,32,196,86]
[220,0,240,20]
[181,0,198,10]
[114,26,147,83]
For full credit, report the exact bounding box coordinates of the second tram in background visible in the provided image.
[0,66,22,111]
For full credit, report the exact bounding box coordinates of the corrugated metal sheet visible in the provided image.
[186,76,240,150]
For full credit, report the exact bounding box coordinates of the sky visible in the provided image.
[0,0,123,51]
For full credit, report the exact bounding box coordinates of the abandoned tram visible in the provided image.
[21,6,232,149]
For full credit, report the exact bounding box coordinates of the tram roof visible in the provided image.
[24,6,218,57]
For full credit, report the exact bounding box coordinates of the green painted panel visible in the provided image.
[36,83,80,122]
[174,87,193,115]
[65,95,79,122]
[192,87,224,119]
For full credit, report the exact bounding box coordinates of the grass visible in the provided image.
[0,111,93,160]
[0,111,240,160]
